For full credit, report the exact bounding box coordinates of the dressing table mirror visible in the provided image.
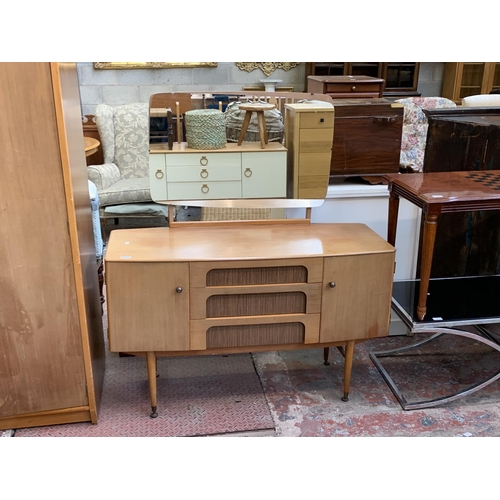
[103,91,396,418]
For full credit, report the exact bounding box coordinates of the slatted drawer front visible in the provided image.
[167,181,241,200]
[206,292,307,317]
[190,259,323,288]
[206,265,308,286]
[206,323,305,348]
[166,164,241,182]
[166,152,241,167]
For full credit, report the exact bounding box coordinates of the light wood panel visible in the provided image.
[106,262,190,352]
[320,253,394,342]
[0,62,104,429]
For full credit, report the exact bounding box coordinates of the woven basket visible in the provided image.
[185,109,226,149]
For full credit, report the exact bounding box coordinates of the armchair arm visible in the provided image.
[87,163,121,191]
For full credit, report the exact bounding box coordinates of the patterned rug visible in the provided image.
[15,351,275,437]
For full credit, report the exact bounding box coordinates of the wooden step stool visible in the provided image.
[237,102,276,149]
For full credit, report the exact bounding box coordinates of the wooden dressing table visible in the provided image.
[104,94,396,418]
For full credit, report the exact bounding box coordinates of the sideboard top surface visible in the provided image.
[105,223,395,263]
[150,141,287,154]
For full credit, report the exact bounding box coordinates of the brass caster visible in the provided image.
[324,361,330,366]
[341,395,349,402]
[150,406,158,418]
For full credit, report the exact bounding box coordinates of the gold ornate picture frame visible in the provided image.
[94,62,218,70]
[236,62,300,76]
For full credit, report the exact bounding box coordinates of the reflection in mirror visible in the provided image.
[148,92,334,204]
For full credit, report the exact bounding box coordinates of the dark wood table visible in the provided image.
[385,170,500,321]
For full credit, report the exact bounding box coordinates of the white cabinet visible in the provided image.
[149,142,287,201]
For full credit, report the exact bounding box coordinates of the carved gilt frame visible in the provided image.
[235,62,300,76]
[94,62,218,69]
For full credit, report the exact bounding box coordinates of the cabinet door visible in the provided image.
[241,152,286,198]
[149,154,167,201]
[320,253,394,342]
[106,262,190,351]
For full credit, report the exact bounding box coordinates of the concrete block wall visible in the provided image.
[78,62,446,116]
[77,62,307,116]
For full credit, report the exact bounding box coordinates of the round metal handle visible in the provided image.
[244,168,252,178]
[176,287,183,293]
[201,184,209,194]
[200,168,209,179]
[200,156,208,166]
[155,169,164,179]
[351,86,356,91]
[329,282,336,288]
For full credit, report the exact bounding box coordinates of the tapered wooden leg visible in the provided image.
[387,191,400,246]
[146,351,158,418]
[417,213,439,321]
[323,347,330,365]
[341,340,355,402]
[256,112,267,148]
[238,111,252,145]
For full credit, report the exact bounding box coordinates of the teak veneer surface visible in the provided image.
[105,223,394,263]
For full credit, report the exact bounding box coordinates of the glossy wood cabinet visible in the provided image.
[421,107,500,278]
[329,99,403,178]
[0,63,105,430]
[441,62,500,103]
[105,223,395,415]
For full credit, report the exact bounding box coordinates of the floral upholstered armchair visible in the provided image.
[396,97,457,173]
[87,103,168,222]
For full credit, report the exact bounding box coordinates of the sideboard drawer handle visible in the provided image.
[201,184,209,194]
[244,168,252,178]
[200,168,209,178]
[200,156,208,166]
[155,169,164,179]
[351,86,356,91]
[329,282,336,288]
[176,287,183,293]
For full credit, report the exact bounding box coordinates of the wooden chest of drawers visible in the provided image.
[307,75,385,99]
[149,142,287,201]
[284,103,335,198]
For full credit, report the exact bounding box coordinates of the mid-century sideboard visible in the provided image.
[105,221,395,417]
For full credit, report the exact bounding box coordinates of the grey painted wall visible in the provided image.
[77,62,446,116]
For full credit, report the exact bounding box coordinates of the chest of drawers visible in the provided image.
[307,75,385,99]
[149,142,287,201]
[284,103,334,198]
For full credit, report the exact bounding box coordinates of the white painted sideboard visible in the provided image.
[149,142,287,201]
